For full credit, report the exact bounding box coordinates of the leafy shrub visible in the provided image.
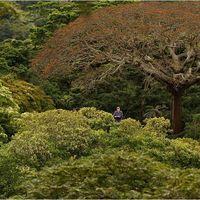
[166,138,200,168]
[0,109,200,198]
[18,149,200,199]
[117,118,141,136]
[19,150,171,199]
[9,109,96,168]
[0,80,19,110]
[99,117,200,169]
[2,75,54,112]
[137,136,200,169]
[96,117,170,154]
[98,118,142,149]
[155,168,200,199]
[144,117,171,135]
[0,79,19,137]
[0,109,19,139]
[0,148,22,198]
[0,125,8,144]
[78,107,115,131]
[125,132,200,169]
[0,39,33,76]
[0,2,31,42]
[184,114,200,140]
[0,57,10,74]
[0,76,54,138]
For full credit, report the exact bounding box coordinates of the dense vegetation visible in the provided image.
[1,108,200,198]
[0,1,199,199]
[32,2,200,134]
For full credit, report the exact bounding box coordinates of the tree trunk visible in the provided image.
[172,91,182,134]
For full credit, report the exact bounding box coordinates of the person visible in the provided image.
[113,107,123,122]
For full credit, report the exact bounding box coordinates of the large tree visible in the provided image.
[32,2,200,134]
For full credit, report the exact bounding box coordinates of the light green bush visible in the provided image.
[166,138,200,168]
[2,75,54,112]
[144,117,171,135]
[9,109,96,168]
[137,137,200,168]
[0,80,19,138]
[78,107,115,131]
[0,110,199,198]
[99,117,200,168]
[117,118,141,136]
[0,80,19,110]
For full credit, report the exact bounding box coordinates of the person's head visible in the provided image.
[116,106,120,111]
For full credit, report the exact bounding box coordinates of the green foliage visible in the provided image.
[166,138,200,168]
[0,148,22,198]
[0,108,199,198]
[98,117,200,169]
[2,75,54,112]
[14,149,200,199]
[184,114,200,140]
[0,79,18,109]
[0,76,53,138]
[1,1,198,128]
[155,168,200,199]
[28,2,80,46]
[144,117,171,135]
[0,1,199,198]
[0,1,198,127]
[0,125,8,144]
[47,60,171,121]
[0,2,18,20]
[117,118,141,136]
[183,85,200,121]
[27,1,127,47]
[0,58,10,74]
[78,107,115,131]
[9,109,96,168]
[0,79,19,138]
[20,150,172,199]
[0,108,19,139]
[0,2,31,41]
[0,39,33,77]
[29,27,51,47]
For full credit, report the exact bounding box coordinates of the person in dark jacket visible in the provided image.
[113,107,123,122]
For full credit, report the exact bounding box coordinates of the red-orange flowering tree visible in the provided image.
[32,2,200,134]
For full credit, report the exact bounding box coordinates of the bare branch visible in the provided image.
[168,45,181,72]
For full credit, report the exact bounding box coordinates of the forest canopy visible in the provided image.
[32,2,200,134]
[0,1,199,199]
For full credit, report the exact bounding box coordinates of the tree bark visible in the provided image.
[172,90,182,134]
